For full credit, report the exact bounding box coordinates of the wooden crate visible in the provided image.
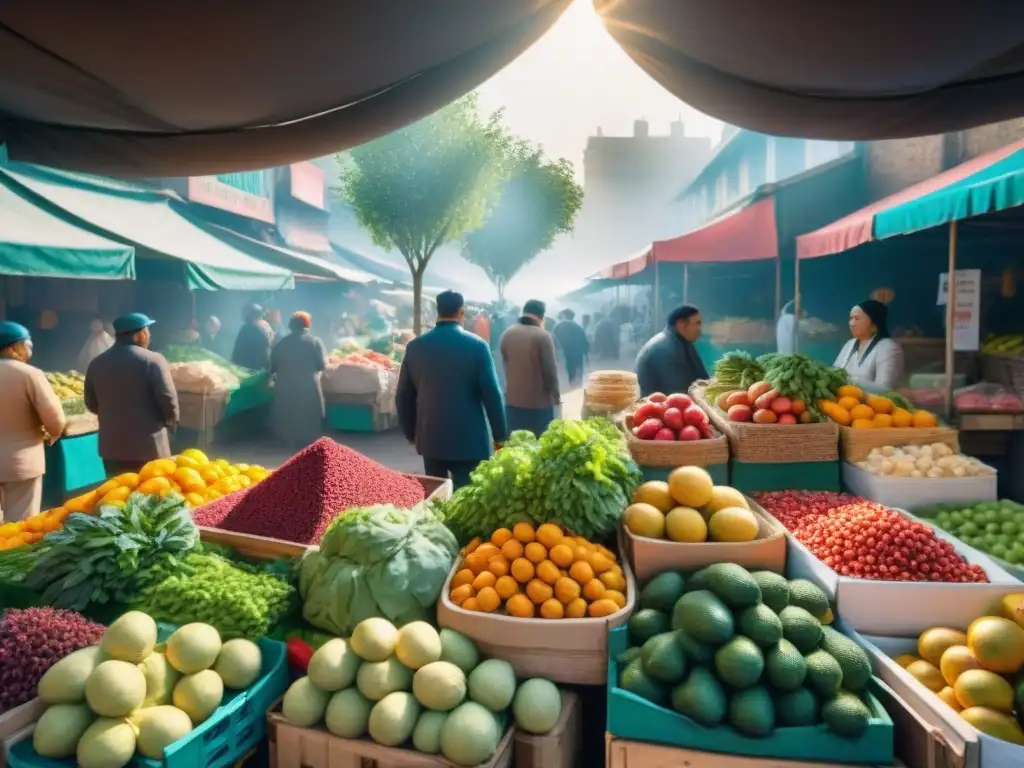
[267,711,514,768]
[839,424,959,462]
[513,692,581,768]
[605,736,903,768]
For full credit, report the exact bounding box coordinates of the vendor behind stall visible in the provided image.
[232,303,272,371]
[635,304,709,398]
[0,321,66,521]
[833,299,904,393]
[270,311,327,449]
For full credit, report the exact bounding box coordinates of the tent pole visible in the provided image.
[683,264,689,304]
[944,221,959,419]
[793,258,801,353]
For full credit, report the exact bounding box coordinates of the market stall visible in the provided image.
[323,342,404,432]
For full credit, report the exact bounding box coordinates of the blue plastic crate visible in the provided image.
[8,635,287,768]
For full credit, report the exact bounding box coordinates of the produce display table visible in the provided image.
[325,391,397,433]
[42,429,106,508]
[177,374,273,449]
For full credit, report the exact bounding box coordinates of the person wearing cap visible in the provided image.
[500,299,561,436]
[84,313,179,476]
[0,321,65,521]
[269,311,327,449]
[834,299,905,393]
[231,303,272,371]
[397,290,507,489]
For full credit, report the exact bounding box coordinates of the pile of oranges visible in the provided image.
[0,449,270,551]
[447,521,628,620]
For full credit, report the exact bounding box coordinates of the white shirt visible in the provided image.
[833,336,904,393]
[776,314,795,354]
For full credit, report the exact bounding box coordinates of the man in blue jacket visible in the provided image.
[396,291,508,489]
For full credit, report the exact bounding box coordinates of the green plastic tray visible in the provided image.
[731,459,841,493]
[605,626,894,764]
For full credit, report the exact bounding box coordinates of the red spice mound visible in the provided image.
[192,437,426,544]
[0,607,105,713]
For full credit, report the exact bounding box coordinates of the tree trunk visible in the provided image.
[412,269,423,336]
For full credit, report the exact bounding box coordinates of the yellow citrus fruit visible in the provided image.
[501,539,524,561]
[472,571,497,591]
[174,455,201,471]
[139,458,177,481]
[138,477,172,496]
[536,523,564,549]
[569,561,595,585]
[476,587,501,613]
[554,577,581,604]
[540,599,564,619]
[495,575,519,600]
[490,528,513,548]
[94,479,121,498]
[604,590,627,609]
[510,558,535,584]
[451,569,474,589]
[179,448,210,465]
[506,594,535,618]
[237,475,252,488]
[461,597,479,612]
[512,522,536,543]
[200,467,221,485]
[600,570,627,592]
[488,556,510,578]
[449,584,474,606]
[525,542,548,564]
[526,579,553,605]
[582,579,606,602]
[549,544,575,568]
[185,492,206,507]
[65,491,98,514]
[100,486,132,505]
[173,467,206,494]
[536,560,561,585]
[588,599,620,618]
[113,473,140,490]
[565,598,588,618]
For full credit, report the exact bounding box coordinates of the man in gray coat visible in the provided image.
[85,313,180,476]
[500,299,561,436]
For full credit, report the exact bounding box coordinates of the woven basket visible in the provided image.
[620,412,728,468]
[839,425,960,462]
[980,354,1024,396]
[690,383,839,463]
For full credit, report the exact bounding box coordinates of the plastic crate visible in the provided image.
[7,635,287,768]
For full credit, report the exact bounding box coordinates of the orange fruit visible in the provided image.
[526,579,553,605]
[574,546,591,562]
[462,597,480,612]
[851,419,875,429]
[94,479,121,498]
[565,598,588,618]
[452,569,475,589]
[506,593,535,618]
[464,551,490,574]
[913,410,938,428]
[465,537,482,554]
[237,475,252,488]
[582,579,606,602]
[589,552,614,574]
[867,395,894,415]
[569,561,595,585]
[850,404,875,421]
[101,486,132,505]
[536,523,564,549]
[891,408,914,428]
[476,587,501,613]
[139,458,177,481]
[549,544,575,568]
[488,556,510,578]
[138,476,172,496]
[179,448,210,465]
[510,558,535,584]
[600,570,627,592]
[185,492,206,507]
[174,455,202,471]
[555,577,581,604]
[604,590,627,608]
[472,571,497,591]
[113,473,140,490]
[200,467,222,485]
[450,584,474,605]
[872,413,893,428]
[596,545,617,563]
[490,528,513,547]
[525,542,548,564]
[501,539,525,561]
[475,543,500,561]
[174,467,206,494]
[512,522,536,543]
[65,490,99,513]
[536,560,560,585]
[495,575,519,600]
[837,396,861,411]
[589,599,621,618]
[540,599,564,619]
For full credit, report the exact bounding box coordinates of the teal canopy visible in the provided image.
[0,175,134,279]
[0,164,294,291]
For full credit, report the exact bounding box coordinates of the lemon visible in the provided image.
[708,506,760,542]
[664,507,707,542]
[624,503,666,539]
[179,448,210,466]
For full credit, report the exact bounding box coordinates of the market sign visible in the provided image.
[289,161,325,209]
[937,269,981,351]
[187,171,274,222]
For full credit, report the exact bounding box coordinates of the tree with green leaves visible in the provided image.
[340,95,512,334]
[462,146,583,302]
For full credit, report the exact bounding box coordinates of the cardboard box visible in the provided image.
[842,461,997,511]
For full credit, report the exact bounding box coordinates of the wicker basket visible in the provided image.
[980,353,1024,396]
[839,425,960,463]
[690,383,839,463]
[620,412,728,468]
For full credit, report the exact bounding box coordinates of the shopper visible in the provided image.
[592,312,620,360]
[0,322,65,522]
[199,315,229,357]
[834,299,905,392]
[553,309,590,386]
[231,303,272,371]
[85,313,179,476]
[75,318,114,372]
[269,312,327,449]
[501,299,561,436]
[397,290,507,489]
[635,304,709,398]
[265,307,288,342]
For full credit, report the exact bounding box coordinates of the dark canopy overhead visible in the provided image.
[1,0,1023,177]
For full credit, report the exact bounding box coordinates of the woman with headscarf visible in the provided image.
[270,312,327,448]
[833,299,904,393]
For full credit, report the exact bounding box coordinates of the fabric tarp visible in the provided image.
[600,196,779,279]
[797,138,1024,259]
[0,2,1023,175]
[0,175,134,279]
[0,164,295,291]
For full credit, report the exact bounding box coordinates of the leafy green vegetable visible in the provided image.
[22,493,200,611]
[163,344,255,380]
[0,540,50,584]
[712,351,764,389]
[298,504,459,637]
[440,418,640,544]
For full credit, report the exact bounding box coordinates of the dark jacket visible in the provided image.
[231,322,272,371]
[270,330,327,445]
[500,319,561,409]
[635,326,710,398]
[553,319,589,364]
[84,340,179,462]
[397,322,508,462]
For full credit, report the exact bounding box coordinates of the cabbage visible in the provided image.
[298,505,458,636]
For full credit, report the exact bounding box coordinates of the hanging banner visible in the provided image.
[187,171,274,222]
[937,269,981,351]
[289,162,325,209]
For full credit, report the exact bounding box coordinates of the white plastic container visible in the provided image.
[842,460,997,511]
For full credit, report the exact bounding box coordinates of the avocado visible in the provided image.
[619,658,669,706]
[805,649,844,697]
[684,567,713,593]
[765,639,807,691]
[705,563,762,608]
[640,632,687,684]
[729,686,775,737]
[788,579,830,621]
[671,667,727,727]
[639,572,686,612]
[628,609,669,644]
[616,647,642,667]
[672,591,734,646]
[819,627,872,691]
[738,604,783,648]
[779,606,823,653]
[714,636,765,690]
[674,629,715,666]
[776,687,820,726]
[822,691,872,737]
[751,571,789,613]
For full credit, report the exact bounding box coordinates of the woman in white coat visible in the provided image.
[833,299,904,393]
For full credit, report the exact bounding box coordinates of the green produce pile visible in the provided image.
[618,563,877,739]
[440,418,640,544]
[711,351,765,392]
[130,551,297,640]
[22,494,200,612]
[163,344,256,381]
[299,504,459,637]
[0,540,50,583]
[923,500,1024,566]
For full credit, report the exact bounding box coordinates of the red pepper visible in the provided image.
[286,638,314,673]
